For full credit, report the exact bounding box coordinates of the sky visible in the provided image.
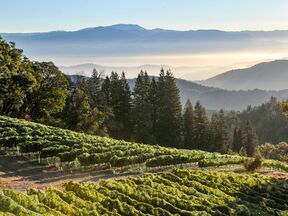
[1,0,288,33]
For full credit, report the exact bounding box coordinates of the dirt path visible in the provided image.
[1,156,287,192]
[0,156,139,192]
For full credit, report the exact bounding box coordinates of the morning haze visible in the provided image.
[1,1,288,214]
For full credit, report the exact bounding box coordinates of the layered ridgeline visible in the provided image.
[0,116,287,172]
[0,170,288,215]
[2,24,288,61]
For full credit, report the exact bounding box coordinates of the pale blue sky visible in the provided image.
[1,0,288,32]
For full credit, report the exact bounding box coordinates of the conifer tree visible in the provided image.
[148,77,158,144]
[108,72,132,140]
[99,76,111,112]
[232,117,243,153]
[183,99,196,149]
[209,113,219,152]
[194,101,209,150]
[85,68,102,108]
[155,69,182,148]
[243,120,258,157]
[132,71,153,143]
[217,109,230,153]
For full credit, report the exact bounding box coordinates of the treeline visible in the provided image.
[0,37,259,155]
[229,97,288,144]
[64,69,259,155]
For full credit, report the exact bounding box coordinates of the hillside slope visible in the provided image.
[200,60,288,91]
[0,115,246,170]
[0,116,287,172]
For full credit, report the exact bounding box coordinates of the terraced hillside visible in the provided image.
[0,170,287,215]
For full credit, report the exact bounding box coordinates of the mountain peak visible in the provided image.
[107,24,146,31]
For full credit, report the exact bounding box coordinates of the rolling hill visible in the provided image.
[199,60,288,91]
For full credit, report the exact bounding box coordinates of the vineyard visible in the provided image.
[0,116,288,172]
[0,115,246,170]
[0,170,287,215]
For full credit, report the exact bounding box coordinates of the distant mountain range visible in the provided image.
[2,24,288,61]
[199,60,288,91]
[68,74,288,111]
[59,63,236,80]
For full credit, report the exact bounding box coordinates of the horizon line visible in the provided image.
[2,23,288,34]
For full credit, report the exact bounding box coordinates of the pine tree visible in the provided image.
[85,68,102,108]
[209,113,219,152]
[243,120,258,157]
[119,72,132,138]
[108,72,132,140]
[217,109,230,153]
[183,99,196,149]
[194,101,209,150]
[132,71,154,143]
[232,117,243,153]
[99,76,111,112]
[155,69,182,148]
[148,77,158,144]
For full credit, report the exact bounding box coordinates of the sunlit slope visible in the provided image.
[0,170,287,215]
[0,116,243,168]
[0,115,287,171]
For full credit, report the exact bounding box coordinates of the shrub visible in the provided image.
[244,154,263,172]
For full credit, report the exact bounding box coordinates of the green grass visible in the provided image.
[0,170,287,215]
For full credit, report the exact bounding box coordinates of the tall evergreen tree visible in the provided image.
[217,109,230,153]
[155,69,182,148]
[232,117,243,153]
[148,77,158,144]
[194,101,209,150]
[85,68,102,108]
[132,71,154,143]
[209,113,219,152]
[183,99,196,149]
[108,72,132,140]
[99,75,111,112]
[243,120,258,157]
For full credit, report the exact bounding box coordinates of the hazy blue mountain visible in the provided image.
[2,24,288,59]
[67,74,288,111]
[60,63,194,79]
[199,60,288,90]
